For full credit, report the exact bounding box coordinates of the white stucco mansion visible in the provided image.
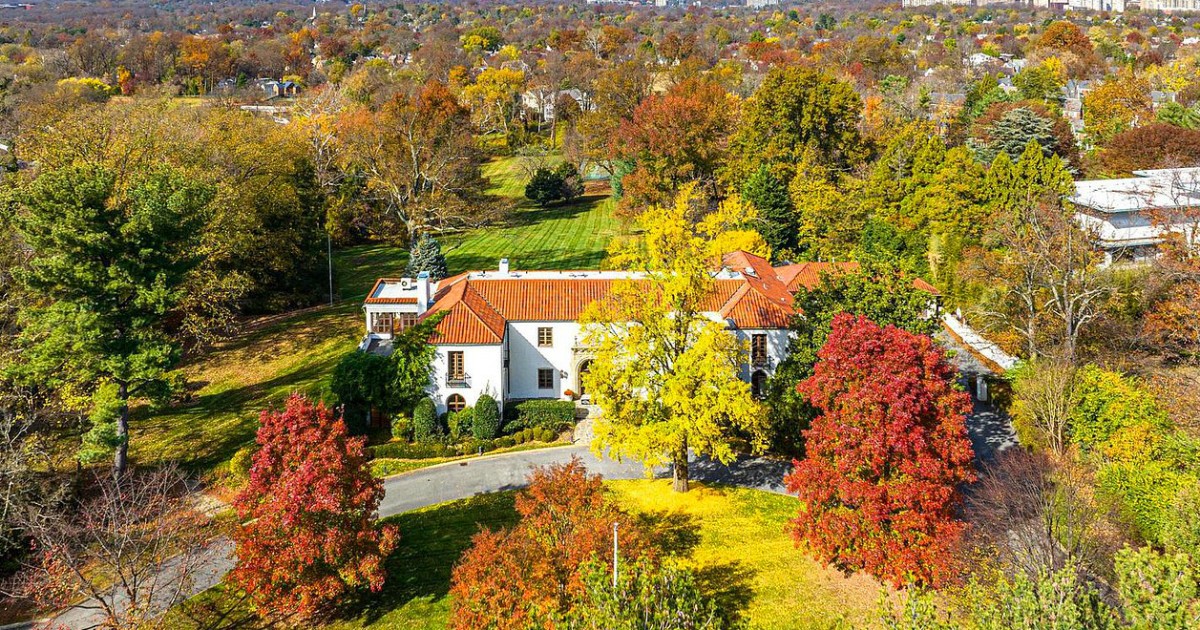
[359,250,935,415]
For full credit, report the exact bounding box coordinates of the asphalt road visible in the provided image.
[34,447,789,630]
[36,396,1006,629]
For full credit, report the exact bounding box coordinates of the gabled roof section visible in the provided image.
[420,281,506,345]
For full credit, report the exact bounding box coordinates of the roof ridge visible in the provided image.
[459,285,506,339]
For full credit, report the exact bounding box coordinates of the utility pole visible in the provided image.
[612,521,619,589]
[327,232,334,306]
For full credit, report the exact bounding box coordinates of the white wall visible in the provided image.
[506,321,582,400]
[428,344,505,414]
[420,323,795,411]
[732,328,792,380]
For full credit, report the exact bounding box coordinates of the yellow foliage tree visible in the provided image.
[581,185,767,492]
[1083,72,1152,144]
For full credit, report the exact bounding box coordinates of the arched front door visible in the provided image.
[577,359,593,397]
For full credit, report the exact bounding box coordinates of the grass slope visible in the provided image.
[318,481,882,630]
[132,304,360,473]
[134,155,622,475]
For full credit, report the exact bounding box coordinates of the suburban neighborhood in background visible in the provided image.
[1,0,1200,628]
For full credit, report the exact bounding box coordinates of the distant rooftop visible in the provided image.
[1071,167,1200,214]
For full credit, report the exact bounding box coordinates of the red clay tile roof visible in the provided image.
[402,251,936,344]
[422,281,507,345]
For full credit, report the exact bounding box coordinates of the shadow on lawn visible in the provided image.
[501,193,609,228]
[134,351,346,473]
[635,507,756,625]
[338,492,520,626]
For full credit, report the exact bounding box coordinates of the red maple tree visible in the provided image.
[449,458,651,629]
[785,314,975,587]
[230,393,399,618]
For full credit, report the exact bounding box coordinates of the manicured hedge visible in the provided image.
[369,426,562,461]
[473,394,501,439]
[413,398,440,443]
[371,441,458,459]
[504,399,576,433]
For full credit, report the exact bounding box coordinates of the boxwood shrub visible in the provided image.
[474,394,501,439]
[371,441,457,459]
[504,399,576,433]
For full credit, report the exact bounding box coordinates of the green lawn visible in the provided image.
[133,154,622,477]
[309,481,884,629]
[132,304,361,474]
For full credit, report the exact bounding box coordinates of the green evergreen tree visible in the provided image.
[742,164,796,259]
[983,141,1074,217]
[405,232,448,281]
[525,167,565,206]
[472,394,500,440]
[10,165,213,474]
[413,398,439,443]
[971,107,1057,164]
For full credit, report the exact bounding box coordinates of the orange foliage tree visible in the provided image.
[611,77,737,212]
[230,394,398,618]
[449,459,651,629]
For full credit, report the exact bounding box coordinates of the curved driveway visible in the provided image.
[379,444,790,517]
[41,393,1006,630]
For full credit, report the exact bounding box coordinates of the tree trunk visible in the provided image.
[114,382,129,477]
[672,437,689,493]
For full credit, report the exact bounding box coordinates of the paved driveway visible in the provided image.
[38,398,1007,629]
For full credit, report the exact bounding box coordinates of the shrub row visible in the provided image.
[369,427,560,460]
[504,399,577,433]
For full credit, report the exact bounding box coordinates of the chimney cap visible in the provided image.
[417,271,430,279]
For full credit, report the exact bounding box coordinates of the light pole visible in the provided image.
[612,521,619,589]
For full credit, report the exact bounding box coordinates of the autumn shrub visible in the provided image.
[786,314,975,588]
[413,398,439,443]
[473,394,501,440]
[563,558,728,629]
[1163,482,1200,557]
[449,459,652,629]
[390,413,411,441]
[230,394,398,618]
[1069,365,1170,450]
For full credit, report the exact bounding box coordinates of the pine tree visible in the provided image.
[405,232,448,281]
[742,164,796,259]
[11,165,213,475]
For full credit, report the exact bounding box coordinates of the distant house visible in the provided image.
[1072,167,1200,265]
[360,251,938,415]
[521,88,591,122]
[255,78,300,99]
